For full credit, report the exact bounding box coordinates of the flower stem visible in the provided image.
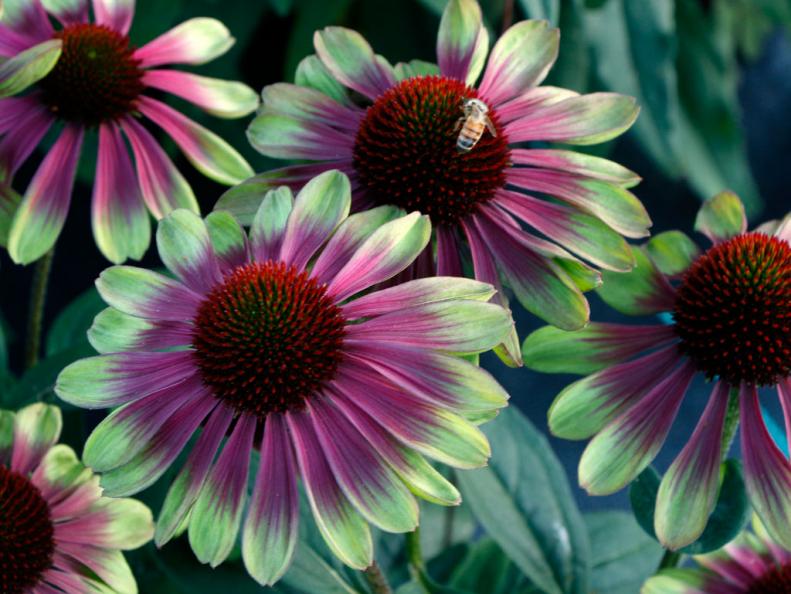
[24,250,54,369]
[406,528,424,572]
[720,387,740,458]
[502,0,515,32]
[658,550,681,570]
[363,561,393,594]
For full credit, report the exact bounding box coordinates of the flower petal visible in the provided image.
[0,99,53,180]
[133,17,234,68]
[189,413,255,567]
[547,345,683,440]
[249,186,293,263]
[313,26,396,100]
[58,546,135,593]
[694,190,747,245]
[279,169,351,269]
[309,397,419,533]
[295,54,353,106]
[436,0,488,85]
[88,311,190,359]
[92,123,149,264]
[205,210,248,272]
[40,0,89,25]
[0,39,61,97]
[394,59,440,81]
[8,124,82,265]
[654,382,730,550]
[55,497,153,549]
[286,410,373,569]
[259,82,362,131]
[56,351,197,409]
[247,111,354,160]
[95,265,202,321]
[156,208,222,294]
[242,414,299,587]
[522,322,678,375]
[31,444,89,503]
[740,383,791,549]
[645,230,702,276]
[505,92,639,145]
[579,360,696,495]
[139,96,253,185]
[11,403,61,475]
[143,69,258,118]
[596,247,677,315]
[91,0,133,34]
[478,20,559,106]
[120,116,198,218]
[510,148,641,187]
[327,212,431,302]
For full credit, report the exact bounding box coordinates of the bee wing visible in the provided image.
[484,116,497,137]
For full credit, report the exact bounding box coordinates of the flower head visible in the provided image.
[523,191,791,551]
[0,403,153,593]
[0,0,258,264]
[643,516,791,594]
[55,170,513,586]
[217,0,647,364]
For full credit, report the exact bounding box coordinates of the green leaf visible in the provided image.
[545,0,588,92]
[46,287,104,356]
[629,461,750,555]
[585,511,663,594]
[280,545,362,594]
[456,407,590,594]
[450,539,539,594]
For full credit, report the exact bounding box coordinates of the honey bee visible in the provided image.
[455,98,496,153]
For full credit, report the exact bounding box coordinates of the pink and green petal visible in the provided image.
[205,210,248,271]
[8,124,83,264]
[596,247,677,315]
[189,413,256,567]
[286,410,373,569]
[327,212,431,302]
[548,345,685,440]
[11,403,61,475]
[312,205,402,285]
[655,382,730,550]
[59,546,136,593]
[478,20,558,106]
[156,208,222,293]
[309,397,419,533]
[120,116,199,218]
[139,97,253,185]
[41,0,89,25]
[436,0,488,85]
[143,70,258,118]
[294,54,354,107]
[250,186,293,262]
[505,92,639,145]
[259,82,362,131]
[133,17,234,68]
[394,59,439,80]
[346,300,512,354]
[313,26,396,100]
[496,190,635,272]
[343,276,494,319]
[579,360,696,495]
[740,384,791,549]
[95,265,202,321]
[0,39,61,97]
[0,100,53,181]
[496,85,579,124]
[506,168,650,239]
[646,230,701,276]
[81,377,205,472]
[92,0,134,35]
[242,414,299,587]
[56,497,154,550]
[694,190,747,244]
[0,0,52,54]
[247,111,354,160]
[155,404,234,546]
[279,169,351,269]
[522,323,678,375]
[510,148,641,188]
[92,122,149,264]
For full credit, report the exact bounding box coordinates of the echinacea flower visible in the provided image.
[0,402,153,594]
[217,0,647,363]
[55,170,513,586]
[643,516,791,594]
[522,191,791,551]
[0,0,258,264]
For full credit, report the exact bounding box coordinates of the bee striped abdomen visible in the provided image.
[457,119,485,152]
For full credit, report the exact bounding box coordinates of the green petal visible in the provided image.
[89,498,154,549]
[437,0,488,85]
[156,208,219,291]
[394,59,439,80]
[0,39,61,97]
[214,169,288,226]
[13,403,61,464]
[250,186,293,259]
[641,569,707,594]
[205,210,247,266]
[646,231,701,276]
[548,375,621,440]
[95,265,198,320]
[523,324,623,375]
[295,54,352,106]
[410,408,490,469]
[393,448,460,506]
[694,190,747,243]
[597,247,675,315]
[34,444,91,494]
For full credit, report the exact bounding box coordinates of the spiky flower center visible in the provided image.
[0,466,55,594]
[673,233,791,386]
[353,75,510,226]
[39,23,144,126]
[192,261,347,417]
[747,562,791,593]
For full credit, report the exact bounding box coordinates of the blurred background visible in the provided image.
[0,0,789,589]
